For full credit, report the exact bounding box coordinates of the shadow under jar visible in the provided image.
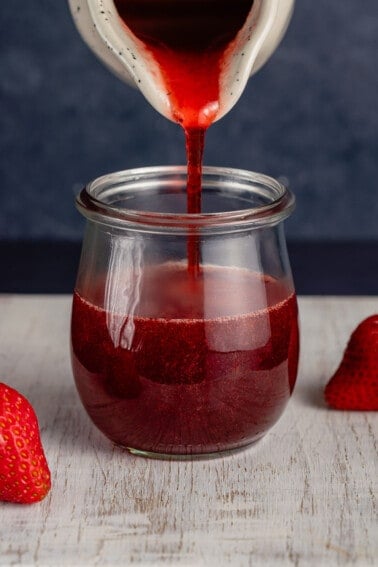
[71,166,299,458]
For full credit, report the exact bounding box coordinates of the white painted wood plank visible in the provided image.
[0,295,377,566]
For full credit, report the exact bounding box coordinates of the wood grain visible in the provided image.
[0,295,377,566]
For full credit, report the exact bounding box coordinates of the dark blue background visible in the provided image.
[0,0,377,241]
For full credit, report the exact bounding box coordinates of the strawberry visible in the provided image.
[0,382,51,504]
[325,315,378,411]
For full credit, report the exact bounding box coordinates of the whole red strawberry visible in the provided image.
[325,315,378,410]
[0,382,51,504]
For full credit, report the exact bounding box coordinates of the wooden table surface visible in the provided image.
[0,295,377,566]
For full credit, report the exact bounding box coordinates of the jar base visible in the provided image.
[124,437,264,460]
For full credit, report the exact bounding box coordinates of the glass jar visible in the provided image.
[71,166,299,458]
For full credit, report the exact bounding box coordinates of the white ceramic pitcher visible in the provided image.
[68,0,295,122]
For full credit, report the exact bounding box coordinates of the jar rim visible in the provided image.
[77,165,295,231]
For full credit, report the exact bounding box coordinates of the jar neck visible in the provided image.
[77,166,295,234]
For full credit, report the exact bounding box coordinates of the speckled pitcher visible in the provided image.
[68,0,295,122]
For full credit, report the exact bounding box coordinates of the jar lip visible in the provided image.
[77,165,295,231]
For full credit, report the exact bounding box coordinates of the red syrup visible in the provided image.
[113,0,254,273]
[71,264,299,455]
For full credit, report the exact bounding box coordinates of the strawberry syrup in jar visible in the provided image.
[71,168,299,457]
[70,0,299,457]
